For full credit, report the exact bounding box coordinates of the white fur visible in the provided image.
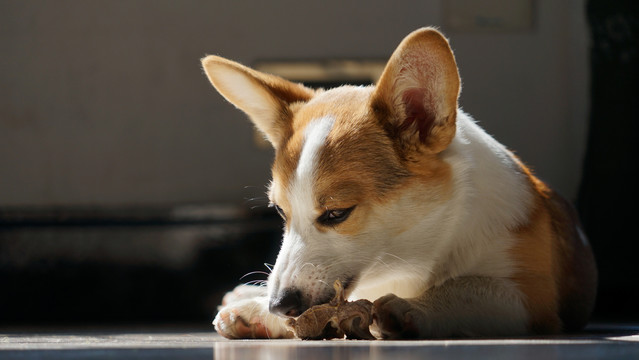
[433,111,533,283]
[295,116,336,186]
[268,116,338,303]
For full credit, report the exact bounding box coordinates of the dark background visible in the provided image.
[578,0,639,322]
[1,0,637,326]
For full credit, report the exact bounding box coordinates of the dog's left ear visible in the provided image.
[201,56,315,149]
[372,28,460,155]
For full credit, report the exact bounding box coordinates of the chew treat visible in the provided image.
[286,280,376,340]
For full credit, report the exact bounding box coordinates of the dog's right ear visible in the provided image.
[202,56,315,149]
[372,28,460,156]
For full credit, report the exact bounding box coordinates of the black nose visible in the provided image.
[269,288,307,317]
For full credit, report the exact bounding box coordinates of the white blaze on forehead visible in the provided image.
[270,115,335,293]
[290,116,335,224]
[296,116,335,181]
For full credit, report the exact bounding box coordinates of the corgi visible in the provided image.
[202,28,597,339]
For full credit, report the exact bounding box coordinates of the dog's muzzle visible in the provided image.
[269,287,309,317]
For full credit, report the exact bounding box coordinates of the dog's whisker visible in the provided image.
[240,271,270,280]
[299,262,317,272]
[244,196,266,201]
[244,280,267,286]
[264,263,274,272]
[381,252,411,265]
[374,256,391,269]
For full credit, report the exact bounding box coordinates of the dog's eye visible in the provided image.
[270,204,287,221]
[317,206,355,227]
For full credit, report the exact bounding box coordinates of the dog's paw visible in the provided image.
[213,298,294,339]
[372,294,424,339]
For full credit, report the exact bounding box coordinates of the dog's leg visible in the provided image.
[372,276,533,339]
[213,285,294,339]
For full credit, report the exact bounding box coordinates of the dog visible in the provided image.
[201,27,597,339]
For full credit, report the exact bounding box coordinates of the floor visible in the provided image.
[1,324,639,359]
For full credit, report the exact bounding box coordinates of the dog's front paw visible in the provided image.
[214,298,294,339]
[372,294,424,339]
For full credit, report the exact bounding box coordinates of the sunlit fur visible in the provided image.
[203,27,597,339]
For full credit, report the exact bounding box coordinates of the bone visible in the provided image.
[286,280,376,340]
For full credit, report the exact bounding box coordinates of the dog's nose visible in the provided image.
[269,288,307,317]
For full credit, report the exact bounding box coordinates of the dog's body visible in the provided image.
[202,28,597,339]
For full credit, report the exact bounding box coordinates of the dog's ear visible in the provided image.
[202,56,315,149]
[372,28,460,155]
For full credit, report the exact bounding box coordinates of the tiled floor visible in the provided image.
[1,324,638,359]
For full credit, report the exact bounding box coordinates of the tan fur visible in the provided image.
[272,85,454,236]
[269,87,411,234]
[510,188,561,333]
[546,188,597,332]
[510,162,597,333]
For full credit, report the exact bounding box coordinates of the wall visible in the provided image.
[0,0,588,207]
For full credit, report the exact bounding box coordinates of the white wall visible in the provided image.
[0,0,588,206]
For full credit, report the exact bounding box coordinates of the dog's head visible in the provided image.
[202,28,460,317]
